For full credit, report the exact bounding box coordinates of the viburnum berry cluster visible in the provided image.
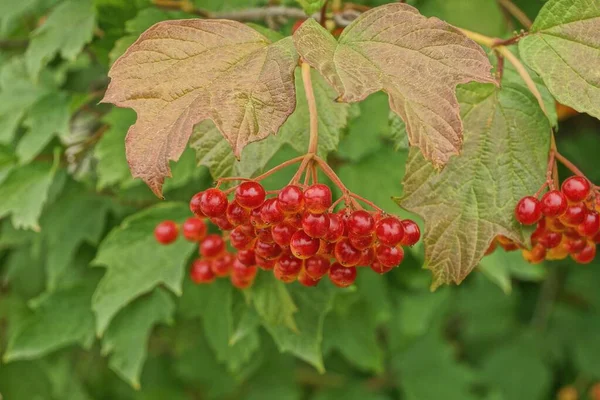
[155,176,420,289]
[487,151,600,264]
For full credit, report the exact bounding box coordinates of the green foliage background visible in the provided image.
[1,0,600,399]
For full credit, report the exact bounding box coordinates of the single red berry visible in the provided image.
[290,230,320,259]
[232,258,257,280]
[375,217,404,246]
[154,221,179,244]
[230,273,254,289]
[200,234,225,259]
[229,226,255,250]
[565,237,587,254]
[304,255,330,280]
[561,176,591,202]
[250,207,269,229]
[560,203,587,226]
[235,181,266,209]
[256,254,277,270]
[304,184,332,214]
[400,220,421,246]
[278,185,304,213]
[522,244,546,264]
[537,231,562,249]
[334,238,361,267]
[298,269,320,287]
[349,234,375,250]
[275,253,303,277]
[302,212,330,238]
[254,239,282,260]
[329,263,357,288]
[375,244,405,267]
[182,218,207,242]
[578,211,600,237]
[211,253,233,277]
[200,188,228,217]
[210,215,234,231]
[260,198,285,225]
[515,196,542,225]
[593,232,600,244]
[319,241,335,257]
[272,222,298,247]
[237,249,256,266]
[226,201,251,226]
[347,210,375,236]
[572,242,596,264]
[324,213,344,242]
[255,228,274,244]
[370,261,394,274]
[358,247,376,266]
[189,192,205,217]
[190,259,215,284]
[540,190,568,217]
[274,266,297,283]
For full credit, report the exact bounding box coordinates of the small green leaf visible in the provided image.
[101,288,175,389]
[295,0,326,15]
[419,0,507,37]
[478,249,546,294]
[247,273,298,332]
[92,203,196,335]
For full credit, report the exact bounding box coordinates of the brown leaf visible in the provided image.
[293,4,496,167]
[102,20,298,196]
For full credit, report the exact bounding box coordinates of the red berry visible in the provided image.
[210,215,234,231]
[375,217,404,246]
[578,211,600,237]
[375,244,405,267]
[304,184,332,214]
[256,255,277,270]
[370,261,394,274]
[561,176,591,202]
[540,190,568,217]
[304,255,330,279]
[302,212,330,238]
[522,244,546,264]
[229,226,255,250]
[537,231,562,249]
[260,198,285,225]
[565,237,587,254]
[560,203,586,226]
[324,213,344,242]
[254,240,282,260]
[286,213,303,229]
[275,254,303,277]
[358,247,376,266]
[190,259,215,284]
[250,208,269,229]
[347,210,375,236]
[232,259,257,280]
[255,228,274,243]
[515,196,542,225]
[182,218,207,242]
[200,189,228,217]
[272,222,298,247]
[226,201,251,226]
[328,263,357,288]
[189,192,205,217]
[211,253,233,277]
[230,273,254,289]
[200,234,225,259]
[349,234,375,250]
[290,230,320,259]
[154,221,179,244]
[298,269,320,287]
[572,242,596,264]
[400,220,420,246]
[237,249,256,266]
[334,238,361,267]
[235,181,266,209]
[278,185,304,213]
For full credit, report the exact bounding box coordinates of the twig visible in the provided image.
[302,62,319,155]
[554,151,587,178]
[497,0,533,29]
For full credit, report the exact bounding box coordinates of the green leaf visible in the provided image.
[392,289,451,339]
[0,145,17,185]
[399,82,550,288]
[92,202,196,335]
[0,159,57,230]
[295,0,326,15]
[419,0,507,37]
[247,273,298,332]
[4,278,97,362]
[0,361,53,400]
[17,91,70,163]
[191,69,350,179]
[312,385,393,400]
[519,0,600,119]
[478,249,546,294]
[101,288,175,389]
[25,0,96,78]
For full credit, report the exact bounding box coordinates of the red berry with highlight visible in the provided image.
[200,234,225,259]
[578,211,600,237]
[290,230,320,259]
[375,244,405,267]
[154,221,179,244]
[515,196,542,225]
[325,213,344,242]
[182,218,207,242]
[235,181,266,209]
[200,188,228,217]
[572,242,596,264]
[562,176,591,202]
[347,210,375,236]
[358,247,376,266]
[275,254,303,277]
[304,184,332,214]
[334,238,361,267]
[260,198,285,225]
[561,203,586,226]
[190,259,215,284]
[250,208,269,229]
[230,274,253,289]
[189,192,205,217]
[254,240,282,260]
[237,249,256,266]
[226,201,251,226]
[329,263,357,288]
[256,255,277,270]
[375,217,404,246]
[229,226,255,250]
[349,234,375,250]
[540,190,568,217]
[304,255,330,280]
[537,231,562,249]
[278,185,304,213]
[370,261,394,274]
[210,215,234,231]
[298,270,320,287]
[211,254,233,277]
[400,220,421,246]
[232,259,257,280]
[272,222,297,247]
[302,212,330,238]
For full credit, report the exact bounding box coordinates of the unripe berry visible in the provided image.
[400,220,421,246]
[375,244,405,267]
[546,244,569,261]
[237,249,256,266]
[190,259,215,284]
[154,221,179,244]
[329,263,357,288]
[260,198,285,225]
[304,184,332,214]
[298,269,320,287]
[290,230,320,259]
[226,201,251,226]
[189,192,206,217]
[254,239,282,260]
[200,234,225,258]
[334,238,361,267]
[272,222,298,247]
[302,212,330,238]
[515,196,542,225]
[572,242,596,264]
[347,210,375,236]
[578,211,600,237]
[235,181,266,209]
[200,188,228,217]
[304,255,330,280]
[324,213,344,242]
[375,217,404,246]
[561,176,591,202]
[540,190,568,217]
[278,185,304,213]
[211,253,233,277]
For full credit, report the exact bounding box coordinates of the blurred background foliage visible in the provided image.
[0,0,599,399]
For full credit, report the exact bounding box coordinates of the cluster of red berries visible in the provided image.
[489,176,600,264]
[154,181,420,289]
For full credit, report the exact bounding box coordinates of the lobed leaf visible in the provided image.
[293,4,496,167]
[399,82,550,289]
[519,0,600,119]
[102,20,298,196]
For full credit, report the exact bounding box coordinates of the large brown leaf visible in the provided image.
[293,4,496,167]
[102,20,298,196]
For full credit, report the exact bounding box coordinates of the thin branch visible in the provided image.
[302,62,319,155]
[497,0,533,29]
[555,151,587,178]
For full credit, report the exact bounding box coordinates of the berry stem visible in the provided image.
[290,154,314,184]
[497,0,533,29]
[301,61,319,156]
[329,196,344,212]
[350,193,384,212]
[554,151,587,178]
[311,163,318,184]
[492,31,528,48]
[313,155,362,209]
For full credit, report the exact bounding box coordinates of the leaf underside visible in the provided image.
[102,20,298,196]
[293,3,496,168]
[399,82,550,289]
[519,0,600,120]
